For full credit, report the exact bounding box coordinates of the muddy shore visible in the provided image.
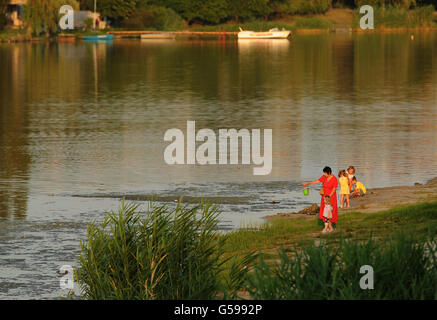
[265,177,437,220]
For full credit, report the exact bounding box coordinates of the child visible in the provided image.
[347,166,355,192]
[350,176,366,198]
[338,170,350,208]
[322,195,334,233]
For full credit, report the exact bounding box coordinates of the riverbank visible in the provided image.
[265,177,437,220]
[224,178,437,257]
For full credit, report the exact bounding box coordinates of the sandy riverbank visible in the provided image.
[265,177,437,220]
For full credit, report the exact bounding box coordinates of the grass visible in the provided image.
[59,29,110,37]
[74,200,437,299]
[223,201,437,256]
[294,17,333,29]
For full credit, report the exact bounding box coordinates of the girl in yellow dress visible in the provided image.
[338,170,350,208]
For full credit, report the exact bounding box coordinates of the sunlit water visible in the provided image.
[0,33,436,298]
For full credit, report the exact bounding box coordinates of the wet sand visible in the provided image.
[265,177,437,220]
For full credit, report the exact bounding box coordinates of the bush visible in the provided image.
[408,4,434,27]
[75,200,255,300]
[123,5,185,30]
[245,234,437,299]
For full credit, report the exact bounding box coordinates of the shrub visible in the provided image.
[75,200,254,300]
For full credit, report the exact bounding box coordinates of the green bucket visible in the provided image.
[303,188,309,196]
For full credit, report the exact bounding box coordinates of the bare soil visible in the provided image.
[265,177,437,220]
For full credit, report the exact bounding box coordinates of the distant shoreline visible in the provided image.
[1,27,436,43]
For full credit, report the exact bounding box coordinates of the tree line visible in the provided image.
[77,0,436,25]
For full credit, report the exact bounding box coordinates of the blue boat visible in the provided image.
[82,34,114,41]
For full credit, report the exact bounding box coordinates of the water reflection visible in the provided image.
[0,44,30,218]
[237,39,291,54]
[0,34,436,219]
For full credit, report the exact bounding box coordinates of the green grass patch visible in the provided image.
[224,202,437,255]
[294,17,334,29]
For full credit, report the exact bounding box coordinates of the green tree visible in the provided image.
[189,0,229,24]
[80,0,137,21]
[148,0,229,24]
[227,0,272,22]
[24,0,79,37]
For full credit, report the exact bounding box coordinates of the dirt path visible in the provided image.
[265,177,437,220]
[341,177,437,214]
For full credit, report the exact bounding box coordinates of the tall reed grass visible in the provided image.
[75,200,254,300]
[353,5,435,29]
[245,234,437,299]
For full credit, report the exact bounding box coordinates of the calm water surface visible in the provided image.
[0,33,436,298]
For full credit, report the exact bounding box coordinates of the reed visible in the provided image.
[245,234,437,299]
[75,199,254,300]
[353,5,435,29]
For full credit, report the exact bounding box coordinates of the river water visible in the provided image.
[0,33,436,299]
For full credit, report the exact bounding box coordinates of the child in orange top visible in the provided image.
[338,170,350,208]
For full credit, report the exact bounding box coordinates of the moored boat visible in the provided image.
[82,34,114,41]
[238,27,291,39]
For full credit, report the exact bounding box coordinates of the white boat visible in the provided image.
[238,27,291,39]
